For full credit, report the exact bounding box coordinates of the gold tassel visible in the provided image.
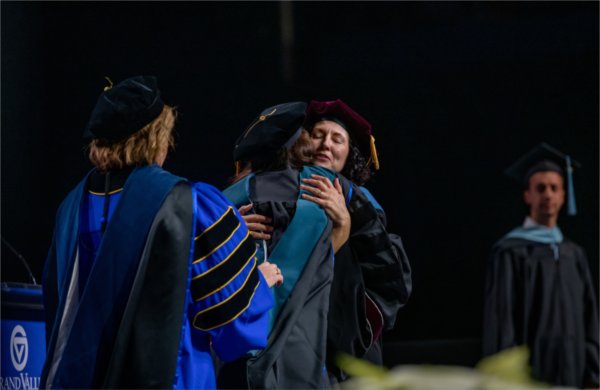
[235,161,241,176]
[103,76,114,91]
[370,135,380,170]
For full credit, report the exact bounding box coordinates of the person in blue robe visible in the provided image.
[40,76,282,389]
[483,143,598,388]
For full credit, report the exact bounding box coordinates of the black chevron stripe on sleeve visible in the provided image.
[193,261,260,331]
[193,206,240,263]
[190,235,256,302]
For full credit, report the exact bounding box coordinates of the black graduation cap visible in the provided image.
[505,142,582,215]
[233,101,307,165]
[83,75,164,141]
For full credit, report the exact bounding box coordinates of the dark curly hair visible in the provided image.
[341,144,373,186]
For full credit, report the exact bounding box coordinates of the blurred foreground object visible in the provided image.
[338,346,549,390]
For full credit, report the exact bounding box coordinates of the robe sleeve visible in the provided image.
[482,244,522,356]
[348,186,412,332]
[189,182,273,362]
[577,248,599,387]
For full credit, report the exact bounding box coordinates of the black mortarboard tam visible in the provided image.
[83,75,164,141]
[233,101,307,173]
[505,142,582,216]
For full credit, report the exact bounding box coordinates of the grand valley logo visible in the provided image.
[10,325,28,372]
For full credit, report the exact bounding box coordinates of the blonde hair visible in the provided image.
[88,105,176,172]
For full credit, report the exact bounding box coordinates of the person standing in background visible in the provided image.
[483,142,599,388]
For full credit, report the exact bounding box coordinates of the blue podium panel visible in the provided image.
[1,283,45,390]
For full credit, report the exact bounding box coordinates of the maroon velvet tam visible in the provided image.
[304,99,372,159]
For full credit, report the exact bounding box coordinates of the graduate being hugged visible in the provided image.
[483,143,599,388]
[229,100,412,386]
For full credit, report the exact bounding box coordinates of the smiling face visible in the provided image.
[524,171,565,227]
[309,120,351,173]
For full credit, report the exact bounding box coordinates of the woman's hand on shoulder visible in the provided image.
[300,175,351,252]
[300,176,350,229]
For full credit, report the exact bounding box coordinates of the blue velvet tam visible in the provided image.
[504,142,581,215]
[233,101,307,163]
[83,75,164,142]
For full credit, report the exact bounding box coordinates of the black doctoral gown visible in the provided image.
[327,182,411,382]
[221,166,412,388]
[221,166,336,389]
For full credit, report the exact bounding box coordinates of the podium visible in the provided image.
[1,282,46,389]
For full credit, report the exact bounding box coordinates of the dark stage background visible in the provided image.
[2,2,598,366]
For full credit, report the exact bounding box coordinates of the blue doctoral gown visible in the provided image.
[41,165,273,389]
